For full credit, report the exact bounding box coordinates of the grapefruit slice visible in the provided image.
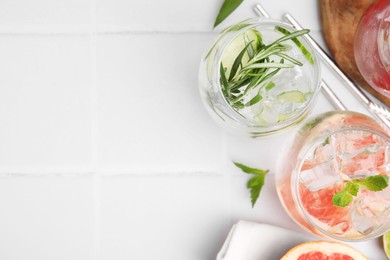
[281,241,367,260]
[299,183,351,231]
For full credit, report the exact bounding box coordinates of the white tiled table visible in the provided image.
[0,0,387,259]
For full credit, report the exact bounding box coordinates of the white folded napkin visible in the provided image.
[216,221,313,260]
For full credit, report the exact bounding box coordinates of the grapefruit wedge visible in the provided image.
[281,241,367,260]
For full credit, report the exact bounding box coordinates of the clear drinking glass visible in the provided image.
[198,18,321,137]
[354,0,390,97]
[276,111,390,241]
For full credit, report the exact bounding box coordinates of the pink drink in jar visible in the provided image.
[276,111,390,241]
[354,0,390,97]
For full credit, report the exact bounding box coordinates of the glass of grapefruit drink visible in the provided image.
[354,0,390,97]
[276,111,390,241]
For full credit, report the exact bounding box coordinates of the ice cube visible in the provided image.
[352,199,382,235]
[273,99,294,115]
[338,150,380,178]
[300,159,342,192]
[254,99,279,124]
[379,145,390,174]
[271,66,311,94]
[331,131,378,155]
[313,143,334,165]
[327,221,350,235]
[352,191,390,235]
[332,131,385,178]
[352,212,377,236]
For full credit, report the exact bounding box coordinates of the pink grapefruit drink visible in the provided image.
[354,0,390,97]
[276,111,390,241]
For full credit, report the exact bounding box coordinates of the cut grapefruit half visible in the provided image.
[281,241,367,260]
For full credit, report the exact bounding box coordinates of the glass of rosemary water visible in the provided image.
[198,18,321,137]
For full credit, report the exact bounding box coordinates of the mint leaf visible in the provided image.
[332,175,389,207]
[353,175,389,191]
[247,175,265,207]
[332,182,358,207]
[233,162,269,207]
[214,0,244,28]
[345,182,359,196]
[233,162,268,175]
[332,191,353,207]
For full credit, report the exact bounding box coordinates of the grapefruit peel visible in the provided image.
[281,240,367,260]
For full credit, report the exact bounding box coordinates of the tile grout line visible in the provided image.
[0,170,230,176]
[89,0,101,259]
[97,171,229,177]
[0,28,326,36]
[90,0,98,179]
[0,29,217,35]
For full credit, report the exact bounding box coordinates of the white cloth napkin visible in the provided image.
[216,221,313,260]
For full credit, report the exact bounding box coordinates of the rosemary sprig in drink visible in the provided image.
[220,26,311,110]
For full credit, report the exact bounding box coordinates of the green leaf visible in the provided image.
[254,30,265,50]
[275,26,314,64]
[247,175,265,207]
[272,28,310,46]
[345,182,359,196]
[353,175,389,191]
[244,92,263,107]
[275,53,303,66]
[219,26,311,114]
[249,44,290,64]
[233,162,268,175]
[258,66,282,83]
[229,41,254,81]
[243,33,255,59]
[230,71,266,104]
[242,62,293,70]
[332,191,353,208]
[220,63,230,98]
[230,77,252,90]
[264,81,276,91]
[214,0,244,28]
[233,162,269,207]
[232,101,244,109]
[332,181,356,207]
[332,175,389,207]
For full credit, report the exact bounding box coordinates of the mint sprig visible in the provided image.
[233,162,269,207]
[353,175,389,191]
[332,182,357,207]
[332,175,389,207]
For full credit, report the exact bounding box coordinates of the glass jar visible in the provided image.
[354,0,390,97]
[198,18,321,137]
[276,111,390,241]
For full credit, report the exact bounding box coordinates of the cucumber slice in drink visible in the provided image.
[278,113,294,122]
[277,90,306,103]
[221,29,262,78]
